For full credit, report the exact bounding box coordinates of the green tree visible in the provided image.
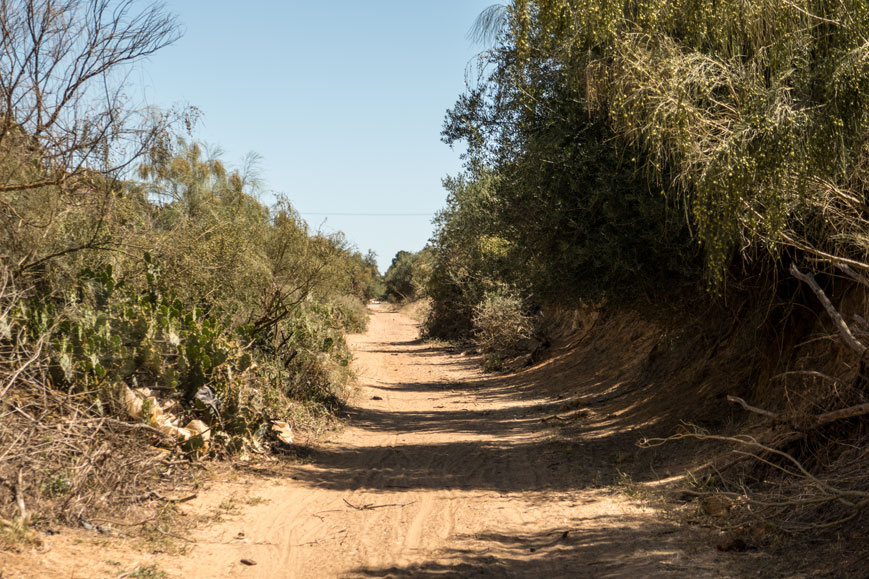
[383,249,431,303]
[462,0,869,283]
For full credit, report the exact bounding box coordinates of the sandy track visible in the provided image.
[3,305,735,578]
[155,305,729,578]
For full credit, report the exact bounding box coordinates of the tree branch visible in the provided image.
[728,395,869,427]
[790,263,866,356]
[726,395,778,419]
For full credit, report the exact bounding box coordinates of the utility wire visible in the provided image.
[299,212,434,217]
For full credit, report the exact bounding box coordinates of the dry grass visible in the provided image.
[0,335,200,548]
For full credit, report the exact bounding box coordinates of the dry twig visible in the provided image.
[640,430,869,530]
[342,498,416,511]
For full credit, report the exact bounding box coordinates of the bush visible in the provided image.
[0,0,376,531]
[0,137,376,457]
[472,287,533,365]
[331,294,369,333]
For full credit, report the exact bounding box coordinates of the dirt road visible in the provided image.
[5,305,736,578]
[154,305,731,578]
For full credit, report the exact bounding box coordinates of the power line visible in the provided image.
[299,212,435,217]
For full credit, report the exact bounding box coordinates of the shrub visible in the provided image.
[330,294,369,333]
[472,287,533,363]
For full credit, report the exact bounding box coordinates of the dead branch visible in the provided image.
[14,470,26,524]
[815,403,869,425]
[0,334,46,399]
[137,490,197,504]
[771,370,847,388]
[640,430,869,529]
[728,395,869,427]
[726,396,778,419]
[790,263,866,355]
[836,264,869,288]
[342,498,416,511]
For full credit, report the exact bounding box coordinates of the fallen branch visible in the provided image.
[15,470,27,524]
[727,395,869,427]
[771,370,846,388]
[136,490,198,503]
[815,403,869,426]
[102,418,177,439]
[90,514,160,527]
[836,264,869,288]
[790,263,866,355]
[726,396,778,420]
[342,498,416,511]
[640,430,869,529]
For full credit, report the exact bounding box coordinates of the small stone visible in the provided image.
[240,558,257,566]
[371,396,383,400]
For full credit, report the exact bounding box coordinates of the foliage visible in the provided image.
[426,172,514,338]
[431,0,869,344]
[492,0,869,281]
[0,29,374,459]
[0,0,378,534]
[428,0,869,533]
[330,294,371,334]
[472,287,533,369]
[2,133,373,455]
[383,249,432,303]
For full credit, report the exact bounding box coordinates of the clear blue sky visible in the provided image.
[137,1,495,273]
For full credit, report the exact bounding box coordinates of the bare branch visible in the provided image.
[726,395,778,419]
[790,263,866,356]
[816,403,869,426]
[836,263,869,288]
[728,395,869,427]
[640,431,869,530]
[771,370,847,388]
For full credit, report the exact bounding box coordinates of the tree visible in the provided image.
[383,250,431,303]
[442,0,869,299]
[0,0,182,273]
